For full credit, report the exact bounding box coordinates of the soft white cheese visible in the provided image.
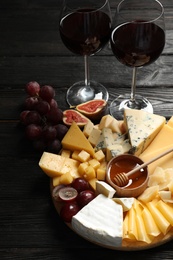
[72,194,123,248]
[112,197,134,212]
[96,180,116,198]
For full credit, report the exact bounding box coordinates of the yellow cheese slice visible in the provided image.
[167,116,173,128]
[61,121,95,156]
[139,125,173,174]
[124,109,166,156]
[147,201,171,235]
[156,200,173,226]
[141,206,161,237]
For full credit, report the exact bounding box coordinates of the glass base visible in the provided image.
[66,80,109,107]
[109,94,153,120]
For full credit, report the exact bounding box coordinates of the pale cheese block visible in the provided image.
[83,120,94,137]
[96,180,116,198]
[98,114,114,129]
[72,194,123,248]
[39,152,65,177]
[124,109,166,156]
[61,121,95,156]
[88,128,101,147]
[112,197,134,212]
[106,144,124,161]
[39,151,80,178]
[95,128,115,152]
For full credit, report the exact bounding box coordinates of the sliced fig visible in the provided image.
[76,99,107,121]
[63,109,90,127]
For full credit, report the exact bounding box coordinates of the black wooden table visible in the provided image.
[1,0,173,259]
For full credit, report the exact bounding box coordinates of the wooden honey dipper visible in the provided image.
[114,147,173,187]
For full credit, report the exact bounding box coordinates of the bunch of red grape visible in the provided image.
[20,81,68,153]
[52,178,95,222]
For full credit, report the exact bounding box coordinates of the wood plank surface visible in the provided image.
[1,0,173,259]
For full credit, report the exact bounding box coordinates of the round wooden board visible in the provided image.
[50,180,173,251]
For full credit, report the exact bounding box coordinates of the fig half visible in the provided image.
[63,109,90,127]
[76,99,107,121]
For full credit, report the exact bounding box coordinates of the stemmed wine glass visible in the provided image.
[59,0,112,106]
[109,0,165,119]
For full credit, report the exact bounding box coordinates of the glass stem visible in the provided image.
[130,67,137,102]
[84,55,90,86]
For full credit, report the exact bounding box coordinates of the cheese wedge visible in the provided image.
[72,194,123,248]
[61,121,95,156]
[96,180,116,198]
[139,125,173,173]
[124,109,166,156]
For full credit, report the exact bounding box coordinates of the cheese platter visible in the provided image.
[39,108,173,251]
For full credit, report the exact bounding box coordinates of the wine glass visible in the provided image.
[59,0,112,107]
[109,0,165,119]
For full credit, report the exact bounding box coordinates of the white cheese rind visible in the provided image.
[72,194,123,248]
[113,197,134,212]
[96,180,116,198]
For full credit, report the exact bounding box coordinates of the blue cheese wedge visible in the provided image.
[95,128,114,152]
[72,194,123,248]
[124,109,166,156]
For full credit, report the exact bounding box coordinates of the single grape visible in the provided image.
[20,110,30,125]
[46,107,63,124]
[54,124,68,140]
[42,125,57,141]
[49,98,58,109]
[39,85,55,102]
[47,139,62,154]
[58,187,78,202]
[24,96,38,110]
[71,178,90,193]
[32,139,46,152]
[25,124,42,140]
[52,184,65,202]
[60,201,80,222]
[77,190,95,208]
[24,111,41,125]
[35,100,50,115]
[25,81,40,96]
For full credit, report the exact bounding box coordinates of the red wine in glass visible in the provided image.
[59,0,112,107]
[60,9,111,56]
[111,21,165,68]
[109,0,165,120]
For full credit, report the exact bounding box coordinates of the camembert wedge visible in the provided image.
[72,194,123,248]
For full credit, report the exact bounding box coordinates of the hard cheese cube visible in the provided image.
[77,150,90,162]
[96,168,106,181]
[61,149,71,158]
[78,162,88,176]
[60,172,73,185]
[84,165,96,180]
[93,150,105,162]
[89,159,100,170]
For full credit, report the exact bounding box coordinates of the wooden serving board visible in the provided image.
[50,181,173,251]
